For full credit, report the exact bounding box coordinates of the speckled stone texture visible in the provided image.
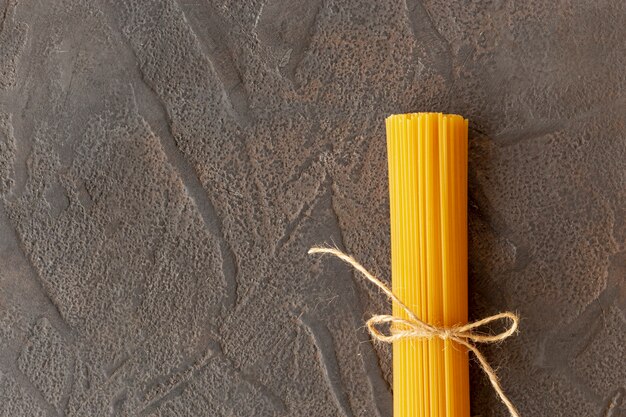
[0,0,624,416]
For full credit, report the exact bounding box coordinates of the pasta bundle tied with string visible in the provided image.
[310,113,520,417]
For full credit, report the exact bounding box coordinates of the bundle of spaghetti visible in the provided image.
[386,113,469,417]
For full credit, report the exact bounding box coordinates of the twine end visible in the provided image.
[308,246,333,256]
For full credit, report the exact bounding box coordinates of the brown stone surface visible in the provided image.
[0,0,625,416]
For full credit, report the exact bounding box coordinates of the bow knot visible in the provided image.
[309,246,521,417]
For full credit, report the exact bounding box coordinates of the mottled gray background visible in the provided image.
[0,0,624,416]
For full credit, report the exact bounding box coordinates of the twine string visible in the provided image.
[308,246,521,417]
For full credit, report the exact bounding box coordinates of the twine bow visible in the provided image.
[308,246,521,417]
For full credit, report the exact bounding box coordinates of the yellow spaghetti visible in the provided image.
[386,113,469,417]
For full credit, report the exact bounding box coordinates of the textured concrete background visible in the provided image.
[0,0,625,416]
